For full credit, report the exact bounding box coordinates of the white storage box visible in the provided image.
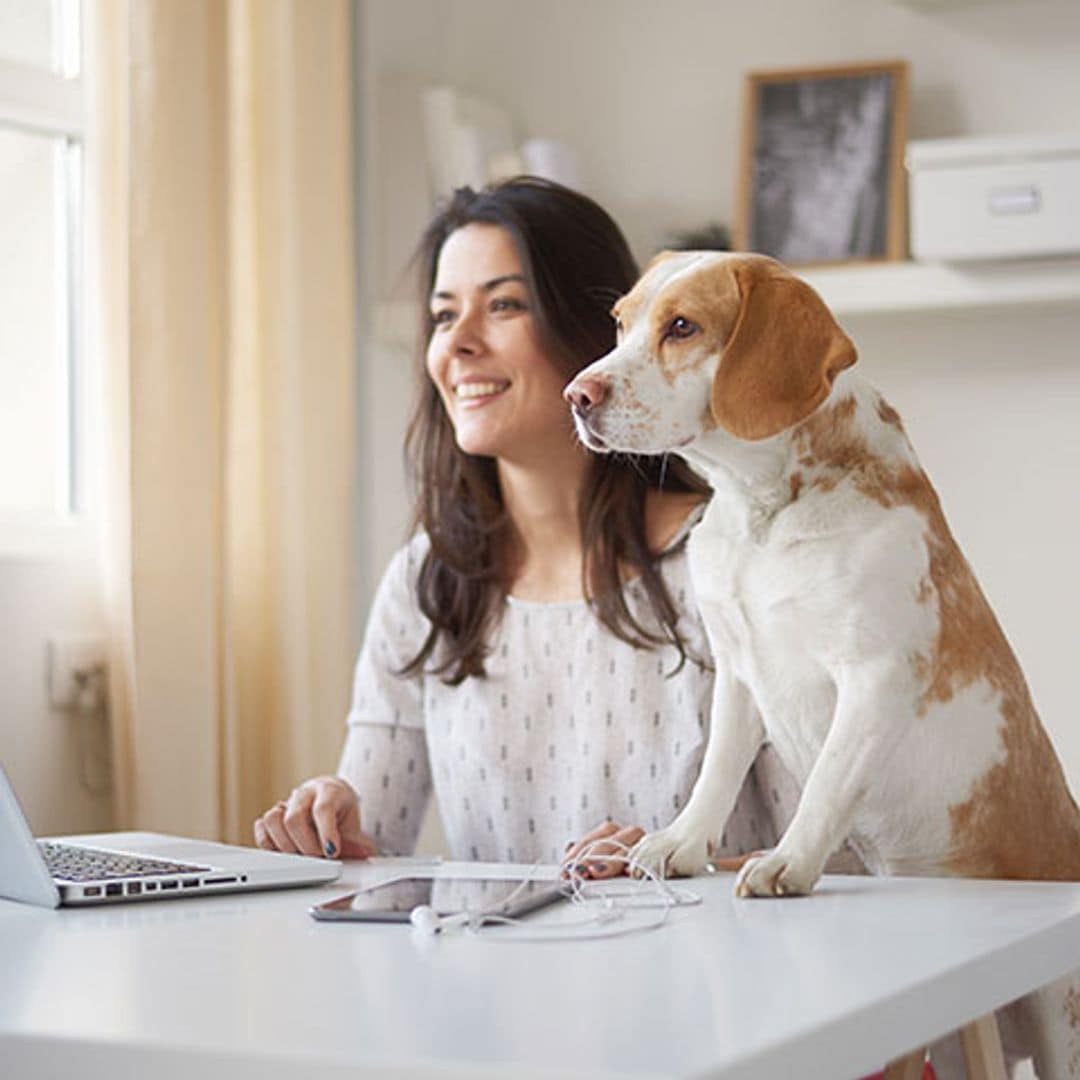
[906,133,1080,261]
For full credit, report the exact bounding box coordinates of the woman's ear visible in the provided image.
[709,261,857,441]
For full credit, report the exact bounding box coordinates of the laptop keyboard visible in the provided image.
[39,841,211,882]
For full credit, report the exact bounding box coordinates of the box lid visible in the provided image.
[906,132,1080,171]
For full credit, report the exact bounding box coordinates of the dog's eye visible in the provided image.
[665,317,699,342]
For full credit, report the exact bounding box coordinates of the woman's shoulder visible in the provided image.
[371,531,431,612]
[644,489,709,554]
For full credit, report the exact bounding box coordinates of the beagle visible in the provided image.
[565,251,1080,1077]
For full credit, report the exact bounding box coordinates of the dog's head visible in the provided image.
[564,251,857,453]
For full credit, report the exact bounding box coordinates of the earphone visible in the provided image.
[408,839,701,943]
[409,905,472,935]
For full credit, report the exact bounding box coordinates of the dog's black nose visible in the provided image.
[564,375,609,414]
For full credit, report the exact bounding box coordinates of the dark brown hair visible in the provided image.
[402,176,709,684]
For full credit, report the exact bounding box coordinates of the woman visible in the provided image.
[254,177,794,874]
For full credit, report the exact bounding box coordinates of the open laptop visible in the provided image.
[0,764,341,908]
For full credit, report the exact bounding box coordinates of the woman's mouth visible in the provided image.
[454,380,511,405]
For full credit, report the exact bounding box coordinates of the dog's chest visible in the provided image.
[686,493,843,763]
[687,498,812,661]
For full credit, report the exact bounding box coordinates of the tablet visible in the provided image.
[308,874,568,924]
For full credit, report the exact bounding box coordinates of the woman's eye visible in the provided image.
[491,296,526,313]
[665,316,699,342]
[430,309,454,327]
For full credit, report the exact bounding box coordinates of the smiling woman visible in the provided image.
[407,179,709,683]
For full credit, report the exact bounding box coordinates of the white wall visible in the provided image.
[354,0,1080,810]
[363,0,1080,267]
[0,548,111,834]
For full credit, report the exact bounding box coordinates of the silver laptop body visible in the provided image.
[0,764,341,908]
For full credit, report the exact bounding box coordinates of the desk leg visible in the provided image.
[883,1048,927,1079]
[959,1013,1008,1080]
[882,1011,1007,1080]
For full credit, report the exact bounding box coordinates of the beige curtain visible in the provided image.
[89,0,357,842]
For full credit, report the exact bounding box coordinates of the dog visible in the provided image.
[564,251,1080,1077]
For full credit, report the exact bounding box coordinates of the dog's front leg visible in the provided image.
[736,657,912,898]
[631,662,764,878]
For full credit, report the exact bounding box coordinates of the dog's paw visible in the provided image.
[734,848,820,899]
[630,824,711,879]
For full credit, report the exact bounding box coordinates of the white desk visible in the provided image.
[3,857,1080,1079]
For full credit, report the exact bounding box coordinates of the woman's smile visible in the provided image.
[454,378,512,405]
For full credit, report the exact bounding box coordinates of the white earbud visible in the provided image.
[409,904,441,934]
[409,905,470,935]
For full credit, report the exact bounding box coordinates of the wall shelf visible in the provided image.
[798,257,1080,317]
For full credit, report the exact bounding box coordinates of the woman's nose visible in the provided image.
[446,308,484,355]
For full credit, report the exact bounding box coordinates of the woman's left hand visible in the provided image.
[561,820,645,880]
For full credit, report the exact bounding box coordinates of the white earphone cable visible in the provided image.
[408,838,702,943]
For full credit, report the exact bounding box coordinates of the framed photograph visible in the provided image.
[735,61,909,266]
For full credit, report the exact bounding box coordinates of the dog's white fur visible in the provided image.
[565,251,1080,1077]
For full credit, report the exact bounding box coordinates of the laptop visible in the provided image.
[0,764,341,908]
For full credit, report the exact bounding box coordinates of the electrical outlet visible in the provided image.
[48,637,108,709]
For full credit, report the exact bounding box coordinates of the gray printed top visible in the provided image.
[338,513,808,866]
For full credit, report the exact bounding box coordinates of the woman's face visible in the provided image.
[425,224,577,463]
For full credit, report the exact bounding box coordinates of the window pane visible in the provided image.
[0,124,72,515]
[0,0,53,71]
[0,0,79,76]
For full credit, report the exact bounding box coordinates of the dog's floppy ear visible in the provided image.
[710,260,857,441]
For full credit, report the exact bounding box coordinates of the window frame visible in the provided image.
[0,2,90,561]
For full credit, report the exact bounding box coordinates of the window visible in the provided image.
[0,0,85,549]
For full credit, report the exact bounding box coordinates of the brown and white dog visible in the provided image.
[565,251,1080,1076]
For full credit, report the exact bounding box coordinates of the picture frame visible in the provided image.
[735,61,910,266]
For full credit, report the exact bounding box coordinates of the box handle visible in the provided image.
[987,185,1041,216]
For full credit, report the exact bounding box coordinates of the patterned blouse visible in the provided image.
[338,512,809,866]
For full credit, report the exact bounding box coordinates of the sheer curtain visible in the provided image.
[89,0,357,841]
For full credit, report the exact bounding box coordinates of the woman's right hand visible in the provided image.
[561,820,646,880]
[253,775,379,859]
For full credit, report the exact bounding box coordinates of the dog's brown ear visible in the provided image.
[710,262,857,441]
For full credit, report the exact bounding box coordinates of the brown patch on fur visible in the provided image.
[796,393,1080,881]
[795,396,888,499]
[614,254,682,335]
[648,261,741,387]
[709,258,857,440]
[946,689,1080,880]
[876,396,904,430]
[618,380,657,425]
[614,251,700,355]
[789,472,803,501]
[1066,987,1080,1032]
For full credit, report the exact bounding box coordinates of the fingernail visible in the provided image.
[589,862,606,875]
[324,841,337,857]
